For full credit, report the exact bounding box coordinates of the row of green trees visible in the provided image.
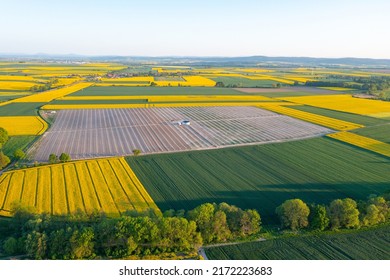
[0,127,27,170]
[276,195,390,231]
[1,202,261,259]
[48,153,71,164]
[30,79,58,93]
[0,127,10,170]
[305,76,390,100]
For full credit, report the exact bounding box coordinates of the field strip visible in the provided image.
[63,164,86,213]
[59,95,275,102]
[118,158,157,209]
[37,168,52,214]
[41,101,296,110]
[3,172,24,212]
[9,82,93,103]
[0,157,160,216]
[327,132,390,158]
[278,94,390,116]
[31,107,332,160]
[97,159,134,213]
[86,160,118,215]
[75,162,101,214]
[51,165,69,215]
[0,174,12,209]
[20,169,37,207]
[257,105,364,131]
[0,116,48,136]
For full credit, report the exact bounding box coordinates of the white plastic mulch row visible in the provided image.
[30,106,333,161]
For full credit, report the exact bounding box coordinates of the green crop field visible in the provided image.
[2,136,38,157]
[127,138,390,224]
[69,86,249,96]
[354,123,390,143]
[204,225,390,260]
[252,89,346,98]
[293,105,388,126]
[0,103,44,116]
[0,95,25,102]
[49,99,149,105]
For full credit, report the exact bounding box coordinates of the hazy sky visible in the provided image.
[1,0,389,58]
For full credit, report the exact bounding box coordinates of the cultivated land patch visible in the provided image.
[0,116,48,136]
[69,86,249,96]
[235,86,342,97]
[280,94,390,117]
[126,138,390,223]
[0,157,159,217]
[29,106,332,161]
[204,225,390,260]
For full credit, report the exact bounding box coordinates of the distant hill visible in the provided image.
[1,53,390,67]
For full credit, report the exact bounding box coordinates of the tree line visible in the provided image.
[30,79,58,93]
[1,193,389,259]
[0,128,26,170]
[305,76,390,100]
[276,195,390,231]
[1,202,261,259]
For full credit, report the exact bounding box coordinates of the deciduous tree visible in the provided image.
[276,199,310,230]
[329,198,360,230]
[309,204,329,231]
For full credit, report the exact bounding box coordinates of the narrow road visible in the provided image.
[198,238,266,260]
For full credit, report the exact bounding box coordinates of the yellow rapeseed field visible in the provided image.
[282,75,315,83]
[95,83,151,87]
[0,157,161,217]
[0,81,39,91]
[182,75,216,86]
[258,105,364,131]
[0,116,48,135]
[279,94,390,117]
[152,75,216,86]
[0,75,37,81]
[12,82,93,103]
[53,78,81,87]
[328,132,390,158]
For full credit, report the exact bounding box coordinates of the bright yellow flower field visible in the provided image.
[0,157,160,217]
[0,116,48,136]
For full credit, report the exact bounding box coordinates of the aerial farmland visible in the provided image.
[0,60,390,261]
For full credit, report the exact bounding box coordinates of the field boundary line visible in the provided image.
[258,105,364,131]
[49,167,53,215]
[85,162,103,210]
[61,165,71,214]
[18,171,26,202]
[0,174,12,209]
[327,132,390,158]
[35,169,39,208]
[107,159,136,210]
[96,160,121,215]
[73,163,88,214]
[36,116,49,135]
[118,158,160,214]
